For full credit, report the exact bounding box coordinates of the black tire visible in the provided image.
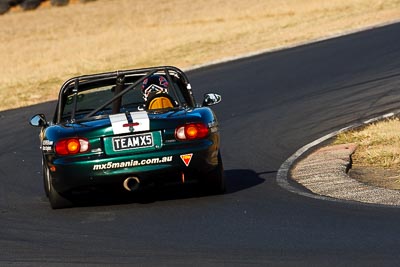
[0,1,10,15]
[202,153,226,195]
[50,0,69,6]
[19,0,42,10]
[42,162,50,198]
[47,171,73,209]
[9,0,24,6]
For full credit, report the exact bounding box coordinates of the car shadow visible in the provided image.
[225,169,270,194]
[69,169,267,208]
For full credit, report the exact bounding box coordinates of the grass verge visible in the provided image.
[0,0,399,111]
[334,117,400,189]
[335,118,400,168]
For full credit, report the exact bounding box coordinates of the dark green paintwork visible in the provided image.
[33,67,222,195]
[42,107,220,193]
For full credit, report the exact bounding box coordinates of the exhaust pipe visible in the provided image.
[123,176,140,192]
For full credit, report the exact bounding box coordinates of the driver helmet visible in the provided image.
[141,74,169,101]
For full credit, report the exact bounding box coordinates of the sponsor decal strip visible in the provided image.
[109,113,129,134]
[93,156,173,170]
[42,140,54,152]
[129,111,150,132]
[109,111,150,134]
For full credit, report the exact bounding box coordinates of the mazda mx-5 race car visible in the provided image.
[30,66,224,209]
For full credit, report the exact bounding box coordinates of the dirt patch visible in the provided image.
[291,143,400,206]
[349,166,400,190]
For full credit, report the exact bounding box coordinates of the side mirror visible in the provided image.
[202,93,222,106]
[30,114,47,127]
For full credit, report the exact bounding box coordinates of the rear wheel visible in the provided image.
[50,0,69,6]
[202,153,225,195]
[42,162,50,197]
[45,167,73,209]
[19,0,42,10]
[49,181,73,209]
[0,1,10,15]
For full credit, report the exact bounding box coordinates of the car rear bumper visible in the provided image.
[48,141,219,193]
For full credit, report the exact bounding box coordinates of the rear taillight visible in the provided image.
[175,123,209,141]
[55,138,90,155]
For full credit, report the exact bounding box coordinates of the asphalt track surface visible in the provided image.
[1,23,400,266]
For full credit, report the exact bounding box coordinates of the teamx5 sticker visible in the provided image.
[180,153,193,167]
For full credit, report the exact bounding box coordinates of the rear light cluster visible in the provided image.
[55,138,90,155]
[175,123,209,140]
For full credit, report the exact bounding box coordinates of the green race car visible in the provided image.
[30,66,224,209]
